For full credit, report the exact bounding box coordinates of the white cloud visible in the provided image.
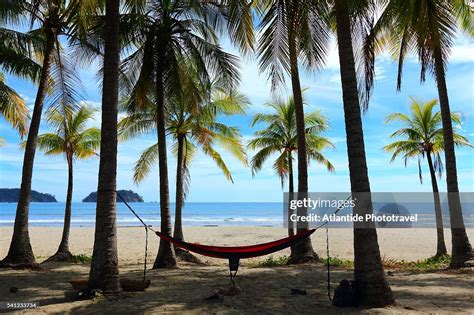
[449,44,474,63]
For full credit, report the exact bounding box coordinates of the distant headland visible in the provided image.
[82,190,144,203]
[0,188,57,202]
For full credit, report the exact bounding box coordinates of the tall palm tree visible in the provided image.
[33,106,100,261]
[256,0,330,263]
[1,0,92,267]
[248,95,334,258]
[119,81,248,258]
[365,0,474,268]
[121,1,242,268]
[332,0,394,306]
[384,98,473,257]
[88,0,121,293]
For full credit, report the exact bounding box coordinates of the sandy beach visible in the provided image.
[1,227,473,265]
[0,226,473,313]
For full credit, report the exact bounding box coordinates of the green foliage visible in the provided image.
[71,254,92,264]
[384,98,472,183]
[254,255,290,267]
[400,254,451,271]
[0,24,42,138]
[120,0,244,115]
[3,1,96,114]
[119,77,249,187]
[256,0,330,90]
[249,93,334,187]
[364,0,473,96]
[319,254,451,272]
[34,106,101,161]
[321,256,354,268]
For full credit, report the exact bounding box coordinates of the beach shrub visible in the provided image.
[322,257,354,268]
[381,255,402,268]
[72,254,92,264]
[255,255,290,267]
[403,254,451,271]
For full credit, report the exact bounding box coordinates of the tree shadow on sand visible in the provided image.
[0,263,472,314]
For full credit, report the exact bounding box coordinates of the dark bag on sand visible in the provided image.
[332,279,357,307]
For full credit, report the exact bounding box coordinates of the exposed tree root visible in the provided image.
[175,248,205,265]
[287,251,319,265]
[44,251,74,263]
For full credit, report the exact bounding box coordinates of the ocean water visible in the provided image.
[0,200,472,228]
[0,202,283,227]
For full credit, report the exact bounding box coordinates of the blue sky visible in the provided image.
[0,35,473,202]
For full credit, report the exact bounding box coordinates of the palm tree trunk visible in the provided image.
[288,151,295,258]
[153,46,177,269]
[1,29,55,267]
[47,155,74,261]
[426,152,447,257]
[288,151,295,238]
[433,47,472,267]
[334,0,393,306]
[174,135,185,241]
[172,136,201,264]
[287,29,317,264]
[88,0,120,292]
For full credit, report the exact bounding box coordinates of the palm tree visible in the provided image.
[365,0,474,268]
[121,1,242,268]
[88,0,121,293]
[332,0,394,306]
[1,0,92,267]
[256,0,330,263]
[248,95,334,259]
[119,81,249,260]
[33,106,100,261]
[384,98,473,257]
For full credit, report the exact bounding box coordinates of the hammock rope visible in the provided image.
[102,189,351,300]
[115,191,152,282]
[326,224,332,301]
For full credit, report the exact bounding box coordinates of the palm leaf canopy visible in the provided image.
[4,1,101,113]
[0,25,43,138]
[256,0,330,90]
[118,0,244,115]
[249,93,334,186]
[384,98,472,181]
[119,71,249,185]
[33,105,100,160]
[364,0,473,97]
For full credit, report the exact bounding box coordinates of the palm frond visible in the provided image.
[34,133,65,155]
[133,142,159,184]
[0,75,29,136]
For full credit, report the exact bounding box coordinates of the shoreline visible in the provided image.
[2,226,472,265]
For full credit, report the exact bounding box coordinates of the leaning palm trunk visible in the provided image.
[287,151,295,238]
[287,151,295,257]
[334,0,393,306]
[88,0,120,292]
[426,152,447,257]
[173,136,202,264]
[153,47,177,269]
[47,155,74,261]
[1,30,55,267]
[174,135,185,242]
[287,31,317,264]
[433,48,473,267]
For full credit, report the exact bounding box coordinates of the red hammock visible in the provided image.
[155,229,316,282]
[113,190,320,286]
